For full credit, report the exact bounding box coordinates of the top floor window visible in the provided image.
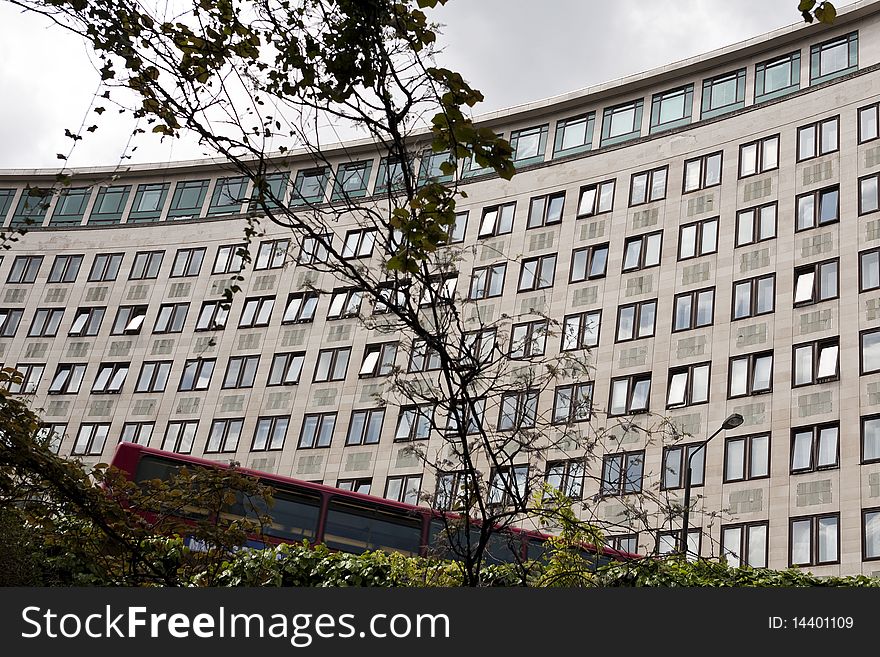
[600,99,643,146]
[510,125,548,164]
[248,172,288,212]
[701,68,745,119]
[129,183,169,222]
[207,176,248,215]
[810,32,858,85]
[50,188,90,226]
[649,84,693,133]
[375,157,407,193]
[87,185,130,224]
[553,113,594,157]
[418,150,454,184]
[755,51,800,102]
[167,179,209,219]
[292,167,330,205]
[332,160,372,201]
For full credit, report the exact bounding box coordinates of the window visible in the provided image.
[666,362,710,408]
[864,509,880,561]
[661,443,705,490]
[569,244,608,282]
[195,300,229,331]
[212,243,246,274]
[607,534,639,554]
[678,217,717,260]
[359,342,397,377]
[384,475,422,505]
[207,176,248,215]
[88,253,124,282]
[551,383,592,424]
[810,32,857,84]
[373,281,407,315]
[683,152,722,192]
[790,514,839,566]
[576,180,614,217]
[254,239,289,270]
[518,254,556,291]
[791,423,839,472]
[250,172,290,212]
[345,408,385,446]
[153,302,189,334]
[609,374,651,415]
[553,113,594,157]
[170,247,205,277]
[738,135,779,177]
[120,422,153,446]
[498,390,538,431]
[91,362,129,394]
[468,263,506,300]
[722,522,769,568]
[129,251,163,280]
[622,231,662,272]
[545,460,584,499]
[222,355,259,389]
[860,173,880,215]
[162,420,198,454]
[732,274,775,320]
[796,185,839,232]
[461,329,496,367]
[406,340,440,373]
[281,292,318,324]
[111,305,148,335]
[601,451,644,496]
[478,202,515,238]
[239,296,275,328]
[168,179,209,219]
[794,259,838,306]
[859,102,879,144]
[313,347,351,383]
[297,234,331,265]
[419,274,457,306]
[561,310,601,350]
[47,254,83,283]
[488,465,529,507]
[445,398,485,435]
[629,166,667,206]
[673,288,714,332]
[434,471,470,510]
[395,404,434,441]
[728,351,773,398]
[252,416,289,451]
[6,364,44,394]
[28,308,64,337]
[326,288,362,320]
[600,99,643,146]
[7,255,43,284]
[375,156,407,192]
[509,320,547,359]
[134,361,172,393]
[527,192,564,229]
[735,202,776,246]
[47,364,87,394]
[334,478,371,495]
[445,211,468,244]
[700,68,745,118]
[267,352,305,386]
[724,433,770,482]
[332,160,372,200]
[649,84,693,133]
[50,188,90,226]
[616,299,656,342]
[68,307,104,337]
[755,51,800,102]
[862,415,880,463]
[862,328,880,375]
[88,185,130,224]
[341,229,377,259]
[0,309,23,337]
[72,423,110,456]
[178,358,215,391]
[657,530,701,559]
[797,117,838,161]
[298,413,336,449]
[206,419,243,453]
[510,124,548,163]
[129,183,169,222]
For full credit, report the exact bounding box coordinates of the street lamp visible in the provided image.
[678,412,744,555]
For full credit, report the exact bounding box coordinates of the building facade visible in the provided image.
[3,2,880,574]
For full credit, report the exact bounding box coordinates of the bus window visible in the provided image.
[323,500,423,556]
[134,455,182,483]
[428,520,523,564]
[224,488,321,543]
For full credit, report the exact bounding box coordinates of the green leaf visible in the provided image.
[798,0,816,12]
[815,3,836,23]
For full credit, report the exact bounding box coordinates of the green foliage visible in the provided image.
[800,1,837,24]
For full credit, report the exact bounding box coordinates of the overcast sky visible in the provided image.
[0,1,830,169]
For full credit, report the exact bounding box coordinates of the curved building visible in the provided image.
[3,1,880,574]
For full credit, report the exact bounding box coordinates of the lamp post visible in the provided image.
[679,412,744,555]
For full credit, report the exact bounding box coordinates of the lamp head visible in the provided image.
[721,413,744,431]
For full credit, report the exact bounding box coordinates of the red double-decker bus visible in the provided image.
[110,442,635,567]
